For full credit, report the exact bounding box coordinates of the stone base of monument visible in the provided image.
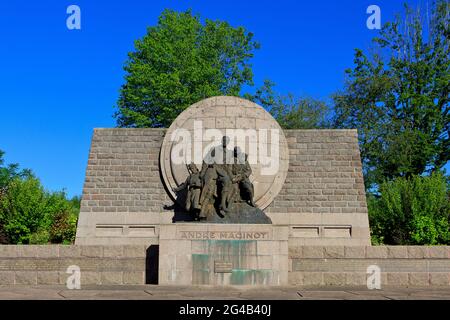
[202,202,272,224]
[158,224,288,286]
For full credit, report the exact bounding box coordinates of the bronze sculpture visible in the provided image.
[174,136,271,224]
[231,146,256,207]
[172,163,202,219]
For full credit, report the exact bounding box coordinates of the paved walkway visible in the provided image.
[0,285,450,300]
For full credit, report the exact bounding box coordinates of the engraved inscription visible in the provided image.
[179,231,269,240]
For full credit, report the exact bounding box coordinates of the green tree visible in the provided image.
[0,150,33,243]
[115,9,259,128]
[48,195,80,244]
[333,1,449,188]
[369,172,449,245]
[0,150,32,192]
[247,80,330,129]
[0,150,80,244]
[0,177,80,244]
[0,176,47,244]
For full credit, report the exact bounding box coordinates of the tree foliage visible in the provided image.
[0,150,32,192]
[0,150,79,244]
[247,80,330,129]
[369,172,449,245]
[333,1,449,188]
[115,9,260,128]
[1,177,48,244]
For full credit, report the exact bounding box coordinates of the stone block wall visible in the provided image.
[0,245,147,285]
[76,129,169,245]
[289,246,450,287]
[1,245,449,287]
[268,129,370,245]
[267,129,366,215]
[76,128,370,246]
[80,128,168,214]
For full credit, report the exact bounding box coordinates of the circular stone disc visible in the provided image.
[160,96,289,210]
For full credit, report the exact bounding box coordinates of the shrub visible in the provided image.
[367,194,385,245]
[0,176,47,243]
[0,223,9,244]
[0,150,79,244]
[29,229,50,244]
[49,209,78,244]
[0,176,80,244]
[369,172,450,245]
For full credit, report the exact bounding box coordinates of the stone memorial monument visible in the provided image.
[75,96,371,286]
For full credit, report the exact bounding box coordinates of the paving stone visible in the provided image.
[0,285,448,300]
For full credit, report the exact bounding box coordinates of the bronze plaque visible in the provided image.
[214,261,233,273]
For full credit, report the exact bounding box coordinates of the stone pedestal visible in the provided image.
[159,224,289,286]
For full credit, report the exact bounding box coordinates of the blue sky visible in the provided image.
[0,0,435,197]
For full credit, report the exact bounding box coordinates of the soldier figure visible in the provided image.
[232,147,256,207]
[200,136,234,216]
[172,163,203,219]
[174,138,257,220]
